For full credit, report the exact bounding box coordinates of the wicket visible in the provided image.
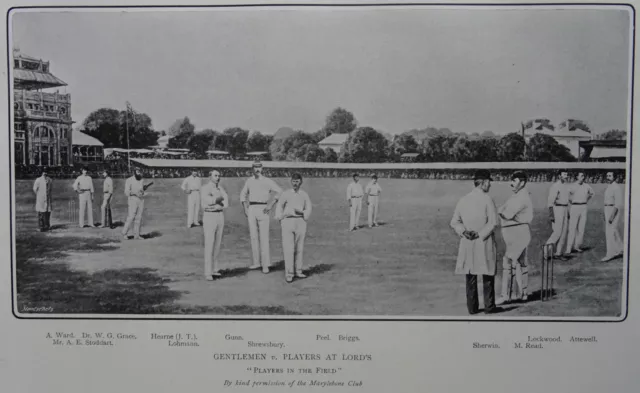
[541,244,555,301]
[67,199,78,224]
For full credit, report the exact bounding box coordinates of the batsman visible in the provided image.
[122,168,153,240]
[497,171,533,305]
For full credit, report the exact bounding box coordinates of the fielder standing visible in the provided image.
[545,171,570,260]
[72,167,95,228]
[565,172,594,254]
[276,173,312,283]
[201,170,228,280]
[33,169,52,232]
[346,173,364,231]
[100,170,114,228]
[122,168,151,240]
[449,170,498,314]
[181,170,202,228]
[602,171,624,262]
[365,174,382,228]
[240,161,282,273]
[497,171,534,305]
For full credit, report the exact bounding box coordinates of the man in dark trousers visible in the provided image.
[450,170,499,314]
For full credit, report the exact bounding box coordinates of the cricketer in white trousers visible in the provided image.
[546,180,571,256]
[604,206,623,257]
[182,175,202,227]
[603,181,624,259]
[122,175,147,238]
[367,196,379,227]
[72,174,94,227]
[565,204,587,253]
[201,182,228,277]
[350,197,363,230]
[122,197,144,238]
[346,181,364,230]
[564,181,594,253]
[498,186,534,302]
[187,192,201,226]
[546,205,569,256]
[246,205,271,269]
[240,174,283,270]
[276,188,312,279]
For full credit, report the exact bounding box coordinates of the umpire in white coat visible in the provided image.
[450,169,498,315]
[181,170,202,228]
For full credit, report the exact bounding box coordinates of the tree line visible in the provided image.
[80,105,626,163]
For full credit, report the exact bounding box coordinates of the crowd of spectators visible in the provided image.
[14,160,626,184]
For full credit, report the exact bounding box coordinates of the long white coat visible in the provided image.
[450,188,498,276]
[33,176,52,213]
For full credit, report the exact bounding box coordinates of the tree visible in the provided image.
[301,144,326,162]
[598,129,627,141]
[269,138,286,161]
[246,131,274,152]
[81,106,158,149]
[168,117,196,136]
[451,135,474,162]
[340,127,389,163]
[319,107,357,138]
[323,148,338,163]
[281,132,317,161]
[480,130,496,139]
[527,133,576,162]
[388,133,419,162]
[187,132,215,158]
[498,132,526,161]
[167,132,191,149]
[421,134,455,162]
[470,137,500,162]
[222,127,250,158]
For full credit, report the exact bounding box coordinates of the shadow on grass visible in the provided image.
[526,289,559,302]
[142,230,162,239]
[482,305,519,314]
[305,263,334,277]
[218,267,250,279]
[16,230,301,315]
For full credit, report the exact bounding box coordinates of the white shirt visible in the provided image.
[181,175,202,192]
[73,174,94,193]
[547,181,570,207]
[239,175,282,203]
[365,181,382,196]
[604,182,623,209]
[124,176,146,198]
[499,188,534,227]
[569,182,594,204]
[276,189,312,221]
[103,177,113,194]
[346,182,364,200]
[200,182,229,211]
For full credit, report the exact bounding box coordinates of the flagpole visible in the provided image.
[126,102,131,172]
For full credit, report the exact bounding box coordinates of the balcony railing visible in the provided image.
[14,90,71,102]
[14,109,71,121]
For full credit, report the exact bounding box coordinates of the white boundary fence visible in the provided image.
[131,158,626,171]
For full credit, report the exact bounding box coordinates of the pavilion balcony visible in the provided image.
[14,90,71,103]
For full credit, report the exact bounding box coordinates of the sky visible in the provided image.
[10,6,632,136]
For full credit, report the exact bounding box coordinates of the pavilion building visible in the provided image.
[13,49,74,166]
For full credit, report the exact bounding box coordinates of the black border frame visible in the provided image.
[6,2,635,322]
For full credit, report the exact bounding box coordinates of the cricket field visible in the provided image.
[13,177,626,318]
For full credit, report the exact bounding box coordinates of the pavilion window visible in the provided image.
[60,146,68,166]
